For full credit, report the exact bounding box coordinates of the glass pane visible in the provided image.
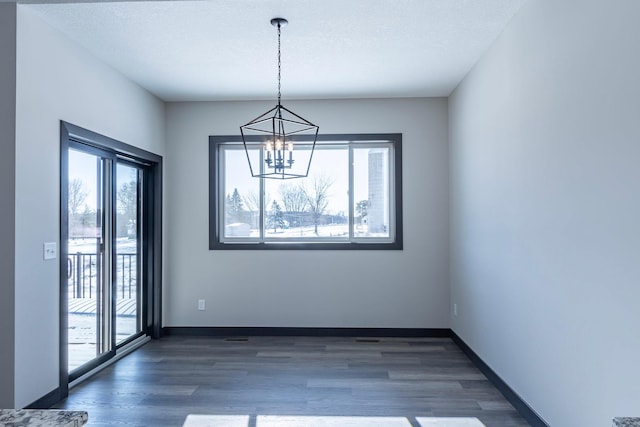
[353,147,391,238]
[67,149,105,371]
[223,148,261,239]
[115,163,140,345]
[265,146,349,239]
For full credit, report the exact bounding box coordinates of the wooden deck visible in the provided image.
[67,302,139,371]
[68,298,137,316]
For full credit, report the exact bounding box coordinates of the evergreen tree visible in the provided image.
[225,188,245,223]
[268,200,285,232]
[356,199,369,225]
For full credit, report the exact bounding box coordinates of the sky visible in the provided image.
[223,144,389,216]
[69,142,390,224]
[68,148,137,212]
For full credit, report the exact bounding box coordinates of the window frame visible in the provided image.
[209,133,403,250]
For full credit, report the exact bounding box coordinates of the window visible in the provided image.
[209,134,402,250]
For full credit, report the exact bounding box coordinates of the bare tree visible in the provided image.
[118,181,137,219]
[302,174,333,235]
[116,181,138,237]
[243,190,260,213]
[68,178,88,216]
[279,183,308,227]
[243,190,271,230]
[279,183,308,213]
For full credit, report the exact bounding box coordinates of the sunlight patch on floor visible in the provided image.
[183,415,486,427]
[417,418,486,426]
[258,416,412,426]
[183,415,250,427]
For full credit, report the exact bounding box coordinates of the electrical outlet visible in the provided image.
[198,299,206,311]
[44,242,57,260]
[453,303,458,317]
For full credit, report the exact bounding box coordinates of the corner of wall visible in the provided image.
[0,1,17,409]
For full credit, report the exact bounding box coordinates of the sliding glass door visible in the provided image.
[115,162,143,345]
[67,148,113,371]
[61,122,161,389]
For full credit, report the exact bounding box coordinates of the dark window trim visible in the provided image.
[209,133,403,250]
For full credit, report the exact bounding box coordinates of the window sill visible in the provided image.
[210,241,403,250]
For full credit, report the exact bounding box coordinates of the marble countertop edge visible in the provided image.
[0,409,88,427]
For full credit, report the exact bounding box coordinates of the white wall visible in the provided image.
[449,0,640,425]
[0,3,17,409]
[13,6,165,408]
[165,98,449,328]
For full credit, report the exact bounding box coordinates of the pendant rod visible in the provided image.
[277,21,281,106]
[271,18,287,107]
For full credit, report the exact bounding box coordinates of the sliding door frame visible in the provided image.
[114,158,145,349]
[59,121,162,398]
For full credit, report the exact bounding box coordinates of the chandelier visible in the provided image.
[240,18,319,179]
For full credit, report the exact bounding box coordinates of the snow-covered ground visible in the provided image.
[68,312,137,371]
[67,237,137,299]
[264,224,348,238]
[68,237,137,253]
[67,237,139,371]
[241,223,388,239]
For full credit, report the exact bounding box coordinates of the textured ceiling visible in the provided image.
[24,0,528,102]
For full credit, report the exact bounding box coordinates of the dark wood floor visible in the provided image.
[53,335,529,427]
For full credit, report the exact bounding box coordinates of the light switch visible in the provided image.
[44,242,57,260]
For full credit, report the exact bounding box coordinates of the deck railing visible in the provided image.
[67,252,137,299]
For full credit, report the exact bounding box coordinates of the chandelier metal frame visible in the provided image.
[240,17,319,179]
